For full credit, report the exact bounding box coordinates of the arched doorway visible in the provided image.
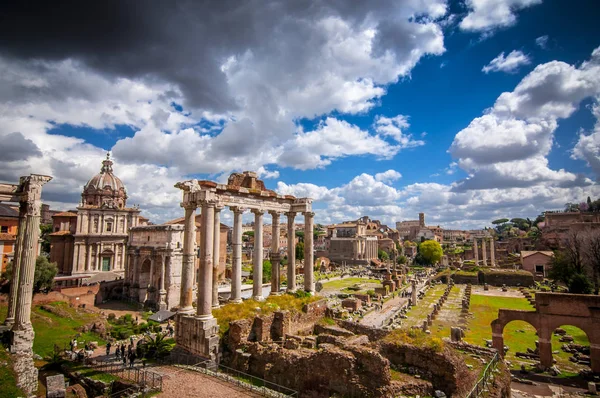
[493,319,541,372]
[551,325,591,374]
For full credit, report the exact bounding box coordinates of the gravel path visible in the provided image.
[156,366,263,398]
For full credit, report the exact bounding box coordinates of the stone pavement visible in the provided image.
[360,294,410,327]
[511,380,587,397]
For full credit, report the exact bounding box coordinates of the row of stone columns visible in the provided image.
[472,237,495,267]
[178,201,315,321]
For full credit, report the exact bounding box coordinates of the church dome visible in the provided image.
[82,153,128,209]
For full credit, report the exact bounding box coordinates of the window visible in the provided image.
[535,264,545,274]
[106,222,112,232]
[0,226,8,233]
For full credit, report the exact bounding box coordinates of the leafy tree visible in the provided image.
[568,273,593,294]
[143,332,172,359]
[510,218,530,231]
[397,255,407,265]
[548,251,573,286]
[2,256,58,293]
[418,240,443,265]
[295,230,304,242]
[243,231,254,237]
[378,249,389,261]
[295,241,304,261]
[491,218,509,225]
[262,260,272,283]
[40,224,53,255]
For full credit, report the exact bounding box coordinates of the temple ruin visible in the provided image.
[0,174,52,395]
[173,171,314,361]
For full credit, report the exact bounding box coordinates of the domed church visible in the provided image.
[50,154,145,276]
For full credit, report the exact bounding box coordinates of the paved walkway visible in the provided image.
[360,294,410,327]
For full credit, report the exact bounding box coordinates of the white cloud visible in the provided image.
[482,50,531,73]
[536,35,549,49]
[375,170,402,183]
[460,0,543,32]
[256,167,280,179]
[572,100,600,180]
[374,115,426,148]
[450,46,600,191]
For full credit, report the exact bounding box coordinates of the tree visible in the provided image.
[418,240,443,265]
[40,224,53,255]
[243,231,254,237]
[568,273,593,294]
[378,249,389,261]
[548,251,573,286]
[397,255,407,265]
[262,260,272,283]
[583,229,600,294]
[295,230,304,243]
[1,256,58,293]
[295,241,304,261]
[491,218,509,225]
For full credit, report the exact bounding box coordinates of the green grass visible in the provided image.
[0,349,25,398]
[63,362,118,383]
[463,294,591,373]
[429,285,464,339]
[402,284,446,327]
[212,293,320,336]
[321,277,381,290]
[0,302,106,358]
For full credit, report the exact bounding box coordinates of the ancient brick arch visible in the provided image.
[491,292,600,373]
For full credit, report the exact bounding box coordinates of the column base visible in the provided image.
[175,314,219,362]
[229,298,243,304]
[212,304,221,309]
[270,290,282,296]
[178,306,195,315]
[10,351,38,396]
[253,295,265,301]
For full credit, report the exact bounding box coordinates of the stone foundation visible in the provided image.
[10,351,38,397]
[175,314,220,362]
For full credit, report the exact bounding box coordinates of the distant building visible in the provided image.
[50,154,143,276]
[521,251,554,278]
[0,203,18,273]
[541,211,600,248]
[327,220,378,265]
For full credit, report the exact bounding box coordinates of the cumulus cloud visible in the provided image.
[572,100,600,180]
[374,115,425,149]
[375,170,402,183]
[0,132,42,162]
[460,0,543,32]
[482,50,531,73]
[450,46,600,191]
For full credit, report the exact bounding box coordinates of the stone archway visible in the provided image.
[491,292,600,373]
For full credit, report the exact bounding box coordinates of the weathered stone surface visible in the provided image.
[46,374,66,398]
[314,324,355,338]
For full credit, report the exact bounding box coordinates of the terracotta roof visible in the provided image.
[0,203,18,218]
[521,251,554,258]
[53,211,78,217]
[0,232,16,240]
[50,230,73,236]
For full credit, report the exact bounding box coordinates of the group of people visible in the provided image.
[69,338,94,361]
[106,338,137,368]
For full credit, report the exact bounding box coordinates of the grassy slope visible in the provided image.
[0,302,106,358]
[402,284,446,328]
[321,277,381,290]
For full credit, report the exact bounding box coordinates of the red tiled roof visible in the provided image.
[53,211,78,217]
[50,230,73,236]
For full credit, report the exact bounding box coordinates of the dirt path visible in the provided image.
[155,366,263,398]
[360,295,410,327]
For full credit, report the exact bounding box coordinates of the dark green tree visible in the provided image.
[40,224,53,254]
[378,249,389,261]
[262,260,272,283]
[397,255,407,265]
[568,273,593,294]
[295,241,304,261]
[1,256,58,293]
[418,240,443,265]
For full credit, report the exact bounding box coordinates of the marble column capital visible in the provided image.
[285,211,296,219]
[214,204,225,212]
[251,209,265,216]
[201,199,217,208]
[229,206,247,214]
[269,211,281,219]
[181,202,197,211]
[303,211,315,218]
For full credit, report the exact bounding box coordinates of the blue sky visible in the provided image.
[1,0,600,228]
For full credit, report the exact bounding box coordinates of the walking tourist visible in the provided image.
[106,341,111,356]
[129,351,136,368]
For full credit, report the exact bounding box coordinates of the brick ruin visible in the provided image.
[221,299,511,398]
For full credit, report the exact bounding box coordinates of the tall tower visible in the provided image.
[419,212,425,227]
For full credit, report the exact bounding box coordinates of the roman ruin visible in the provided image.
[173,171,314,360]
[0,174,52,395]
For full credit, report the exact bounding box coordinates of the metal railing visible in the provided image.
[217,363,298,397]
[465,352,500,398]
[92,359,163,391]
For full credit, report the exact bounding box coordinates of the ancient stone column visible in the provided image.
[197,201,215,320]
[11,175,51,352]
[473,238,479,265]
[286,212,297,292]
[252,209,264,301]
[159,255,167,310]
[230,206,244,303]
[411,280,417,306]
[270,212,281,295]
[490,238,495,267]
[212,205,222,308]
[304,212,314,294]
[179,203,197,314]
[4,202,27,327]
[482,238,488,266]
[131,249,140,299]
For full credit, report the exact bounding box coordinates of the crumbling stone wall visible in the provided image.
[337,320,389,342]
[481,270,534,286]
[378,342,473,396]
